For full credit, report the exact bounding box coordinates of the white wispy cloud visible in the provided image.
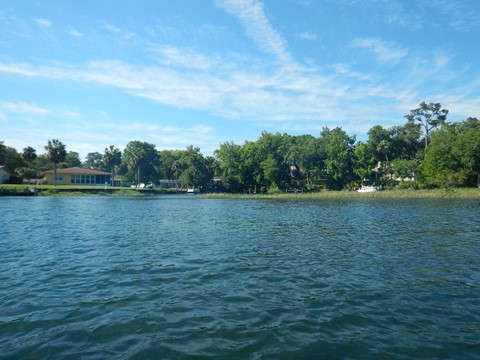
[96,121,219,155]
[34,18,52,28]
[0,101,48,116]
[351,37,407,62]
[104,24,121,33]
[148,46,219,70]
[62,110,81,119]
[0,63,39,76]
[333,63,372,81]
[0,0,475,142]
[0,54,429,128]
[216,0,294,66]
[69,28,84,38]
[296,32,317,40]
[431,0,480,32]
[104,23,136,41]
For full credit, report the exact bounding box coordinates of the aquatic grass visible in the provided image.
[203,188,480,200]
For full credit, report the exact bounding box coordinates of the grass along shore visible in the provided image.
[1,184,480,198]
[0,184,172,196]
[203,188,480,199]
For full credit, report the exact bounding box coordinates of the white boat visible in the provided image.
[357,186,378,193]
[186,188,200,194]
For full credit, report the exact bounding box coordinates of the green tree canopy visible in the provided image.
[405,102,448,150]
[44,139,66,185]
[215,141,243,191]
[61,151,82,168]
[353,141,375,186]
[421,120,478,187]
[123,141,159,185]
[102,145,122,185]
[21,146,37,163]
[20,146,39,182]
[84,152,104,170]
[321,127,355,190]
[177,146,210,188]
[157,149,183,181]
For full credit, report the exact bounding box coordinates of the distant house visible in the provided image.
[0,166,12,184]
[43,167,111,186]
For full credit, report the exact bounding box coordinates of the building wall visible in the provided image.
[44,173,70,185]
[44,173,110,185]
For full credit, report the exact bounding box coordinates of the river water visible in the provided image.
[1,196,479,359]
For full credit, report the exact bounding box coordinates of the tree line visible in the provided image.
[1,102,479,191]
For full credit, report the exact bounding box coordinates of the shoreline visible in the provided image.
[0,185,177,197]
[1,185,480,199]
[203,188,480,199]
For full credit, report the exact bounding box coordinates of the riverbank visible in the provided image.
[1,185,480,198]
[0,185,177,196]
[204,188,480,199]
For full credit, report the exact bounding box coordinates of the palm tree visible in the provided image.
[102,145,121,186]
[44,139,66,185]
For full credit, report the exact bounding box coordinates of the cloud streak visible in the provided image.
[1,0,477,152]
[35,18,52,28]
[351,37,407,62]
[217,0,294,66]
[0,101,49,116]
[0,34,471,135]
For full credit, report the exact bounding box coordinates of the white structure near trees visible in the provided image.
[0,166,12,184]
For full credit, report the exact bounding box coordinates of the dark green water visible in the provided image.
[1,196,479,359]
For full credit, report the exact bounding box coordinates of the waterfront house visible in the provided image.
[0,166,12,184]
[43,167,111,185]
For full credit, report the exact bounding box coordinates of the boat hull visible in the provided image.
[357,186,378,193]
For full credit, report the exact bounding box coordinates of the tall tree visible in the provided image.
[353,141,375,186]
[367,125,392,162]
[405,102,448,150]
[123,141,159,185]
[20,146,38,183]
[21,146,37,163]
[288,135,322,188]
[178,146,209,189]
[61,151,82,168]
[0,142,24,171]
[215,141,243,191]
[240,141,262,192]
[102,145,122,186]
[452,118,480,186]
[84,152,104,170]
[321,127,355,189]
[0,141,5,164]
[157,149,182,181]
[421,124,465,187]
[44,139,66,185]
[255,132,293,190]
[390,122,422,160]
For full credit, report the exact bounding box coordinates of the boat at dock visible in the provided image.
[357,186,378,193]
[186,188,200,194]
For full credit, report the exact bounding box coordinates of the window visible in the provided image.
[55,175,63,181]
[70,174,97,184]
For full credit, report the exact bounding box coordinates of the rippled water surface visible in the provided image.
[1,196,479,359]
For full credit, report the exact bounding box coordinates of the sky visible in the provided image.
[1,0,480,159]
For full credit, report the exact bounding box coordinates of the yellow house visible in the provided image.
[43,167,111,185]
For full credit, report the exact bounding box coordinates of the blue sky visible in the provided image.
[1,0,479,159]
